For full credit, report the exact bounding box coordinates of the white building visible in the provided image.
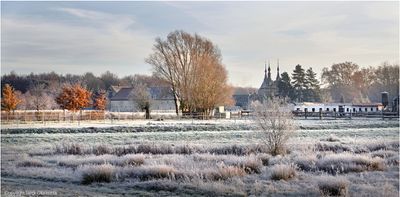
[293,102,383,113]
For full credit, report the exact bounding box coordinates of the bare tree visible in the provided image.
[129,83,152,119]
[252,98,297,156]
[25,84,58,111]
[146,30,232,116]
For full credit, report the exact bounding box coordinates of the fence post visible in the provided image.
[319,108,322,120]
[78,110,81,126]
[304,108,308,119]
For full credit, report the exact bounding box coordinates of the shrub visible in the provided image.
[370,150,397,159]
[317,176,349,196]
[294,155,316,171]
[79,164,115,184]
[209,144,247,155]
[122,154,145,166]
[321,135,341,142]
[316,153,385,174]
[93,144,112,155]
[127,165,177,181]
[17,158,47,167]
[55,143,85,155]
[252,99,297,156]
[270,164,296,181]
[258,153,271,166]
[203,165,246,181]
[239,156,263,173]
[315,142,352,153]
[218,166,246,178]
[136,144,173,154]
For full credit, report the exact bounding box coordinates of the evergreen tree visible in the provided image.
[291,65,306,102]
[305,67,321,101]
[278,72,294,101]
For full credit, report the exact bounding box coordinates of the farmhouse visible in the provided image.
[293,102,383,113]
[109,86,175,112]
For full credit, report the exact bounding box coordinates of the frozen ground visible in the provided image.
[1,118,399,196]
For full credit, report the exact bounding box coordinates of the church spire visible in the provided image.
[276,59,280,80]
[264,60,267,77]
[267,60,271,79]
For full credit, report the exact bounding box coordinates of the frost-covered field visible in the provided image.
[1,118,399,196]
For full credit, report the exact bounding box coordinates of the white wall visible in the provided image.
[293,103,381,113]
[110,100,175,112]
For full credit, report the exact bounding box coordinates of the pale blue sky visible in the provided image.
[1,1,399,87]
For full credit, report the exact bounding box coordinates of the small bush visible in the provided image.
[294,155,316,171]
[270,164,296,181]
[318,176,349,196]
[56,143,85,155]
[321,135,341,142]
[315,142,352,153]
[136,144,174,154]
[258,153,271,166]
[175,144,196,154]
[17,158,47,167]
[240,156,263,173]
[316,153,385,174]
[203,165,246,181]
[127,165,177,181]
[122,154,145,166]
[79,164,115,184]
[209,144,247,155]
[218,166,246,178]
[252,99,297,156]
[370,150,397,159]
[93,144,112,155]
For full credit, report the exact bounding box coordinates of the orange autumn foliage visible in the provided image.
[56,84,92,111]
[1,84,21,112]
[93,91,107,111]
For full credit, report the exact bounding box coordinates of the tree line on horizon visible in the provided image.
[2,62,398,111]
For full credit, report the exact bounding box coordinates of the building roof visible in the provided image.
[148,86,174,100]
[110,85,130,93]
[352,103,383,107]
[110,87,134,101]
[110,86,174,101]
[294,102,382,106]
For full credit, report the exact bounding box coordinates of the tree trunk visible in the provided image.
[174,93,180,116]
[145,107,150,119]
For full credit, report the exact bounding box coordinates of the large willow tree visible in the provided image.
[145,30,233,116]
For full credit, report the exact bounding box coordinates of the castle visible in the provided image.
[232,60,282,109]
[257,60,281,100]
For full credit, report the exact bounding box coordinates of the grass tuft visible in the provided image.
[79,163,115,184]
[17,158,47,167]
[270,164,296,181]
[318,176,349,197]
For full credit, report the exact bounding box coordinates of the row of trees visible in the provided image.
[276,65,321,102]
[321,62,399,103]
[1,71,166,95]
[1,71,165,111]
[146,30,233,116]
[272,62,398,103]
[1,83,106,113]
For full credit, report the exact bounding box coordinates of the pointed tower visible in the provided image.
[264,61,267,78]
[259,60,270,97]
[267,60,271,80]
[276,59,280,81]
